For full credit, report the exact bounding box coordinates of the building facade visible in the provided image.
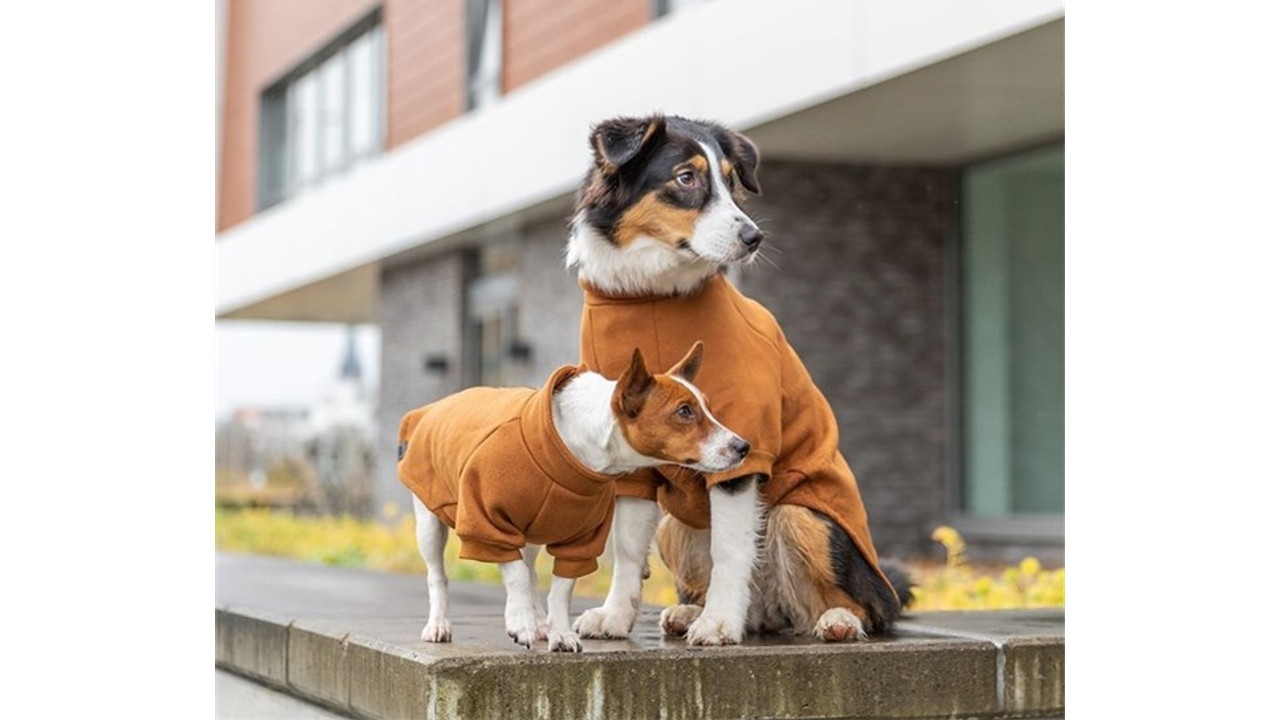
[216,0,1065,562]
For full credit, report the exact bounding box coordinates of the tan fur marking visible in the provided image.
[720,159,733,178]
[767,506,871,628]
[614,192,700,248]
[686,155,709,173]
[617,374,716,464]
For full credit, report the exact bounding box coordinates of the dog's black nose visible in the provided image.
[730,437,751,457]
[738,225,764,249]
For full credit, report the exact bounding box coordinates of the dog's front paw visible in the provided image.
[685,612,745,646]
[547,628,583,653]
[421,619,452,643]
[573,606,635,639]
[505,608,543,649]
[659,604,704,637]
[813,608,868,642]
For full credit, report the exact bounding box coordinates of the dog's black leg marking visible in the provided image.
[716,473,764,495]
[820,511,906,634]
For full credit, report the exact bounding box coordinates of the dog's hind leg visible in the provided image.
[764,505,902,641]
[413,497,452,642]
[574,497,661,639]
[654,513,710,637]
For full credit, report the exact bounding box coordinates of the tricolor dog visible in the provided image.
[567,115,911,646]
[397,342,746,651]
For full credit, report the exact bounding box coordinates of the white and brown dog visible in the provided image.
[567,115,912,646]
[400,343,747,651]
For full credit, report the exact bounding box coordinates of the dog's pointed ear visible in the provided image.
[591,116,666,171]
[613,348,656,418]
[719,130,761,194]
[666,341,704,384]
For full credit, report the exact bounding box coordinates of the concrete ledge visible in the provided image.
[216,553,1064,719]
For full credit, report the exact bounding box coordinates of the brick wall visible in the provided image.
[736,161,956,557]
[375,250,474,514]
[512,215,586,386]
[503,0,650,92]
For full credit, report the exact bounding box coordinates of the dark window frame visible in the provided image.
[257,9,384,211]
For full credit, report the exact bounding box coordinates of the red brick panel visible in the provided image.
[504,0,650,92]
[218,0,380,232]
[384,0,466,150]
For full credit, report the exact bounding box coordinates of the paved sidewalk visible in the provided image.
[216,553,1064,719]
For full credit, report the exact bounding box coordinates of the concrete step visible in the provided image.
[216,553,1064,719]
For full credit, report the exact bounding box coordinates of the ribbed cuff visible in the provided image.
[458,538,522,565]
[551,556,599,578]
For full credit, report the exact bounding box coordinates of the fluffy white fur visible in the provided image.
[414,368,745,651]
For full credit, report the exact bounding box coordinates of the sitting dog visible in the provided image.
[397,342,747,651]
[567,115,910,646]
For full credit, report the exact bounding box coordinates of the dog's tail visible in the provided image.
[880,559,916,610]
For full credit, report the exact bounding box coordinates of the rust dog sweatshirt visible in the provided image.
[580,273,896,599]
[396,365,616,578]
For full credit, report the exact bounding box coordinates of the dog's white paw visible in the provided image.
[659,604,703,637]
[420,619,452,643]
[547,628,583,653]
[685,612,745,646]
[813,607,868,642]
[573,606,635,639]
[505,607,543,649]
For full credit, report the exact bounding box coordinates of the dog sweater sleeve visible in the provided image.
[544,494,616,578]
[452,428,533,565]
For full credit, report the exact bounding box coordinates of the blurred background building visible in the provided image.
[215,0,1064,562]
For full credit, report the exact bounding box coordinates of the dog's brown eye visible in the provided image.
[676,171,697,187]
[675,404,696,420]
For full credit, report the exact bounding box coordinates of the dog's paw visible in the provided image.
[813,608,868,642]
[421,618,452,643]
[547,628,583,653]
[686,612,745,646]
[505,608,542,649]
[659,604,703,637]
[573,606,635,639]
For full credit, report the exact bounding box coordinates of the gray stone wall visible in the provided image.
[511,214,584,387]
[736,162,955,557]
[375,251,472,515]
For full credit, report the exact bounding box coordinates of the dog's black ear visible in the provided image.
[591,116,665,171]
[614,348,656,418]
[718,130,761,194]
[667,341,703,384]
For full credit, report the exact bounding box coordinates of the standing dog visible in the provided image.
[567,115,909,646]
[398,343,747,651]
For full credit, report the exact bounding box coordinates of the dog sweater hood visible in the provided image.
[580,273,896,599]
[397,365,616,578]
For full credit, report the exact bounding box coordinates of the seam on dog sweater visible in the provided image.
[397,365,616,578]
[580,273,896,600]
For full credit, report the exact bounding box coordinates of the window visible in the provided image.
[466,0,503,111]
[258,15,384,210]
[960,145,1065,517]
